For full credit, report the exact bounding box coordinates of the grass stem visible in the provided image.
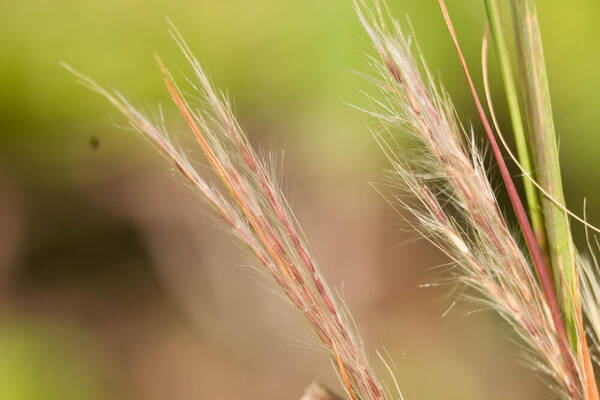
[483,0,547,255]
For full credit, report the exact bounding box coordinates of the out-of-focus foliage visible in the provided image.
[0,320,114,400]
[1,0,598,169]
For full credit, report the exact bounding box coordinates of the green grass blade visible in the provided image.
[483,0,547,254]
[510,0,578,350]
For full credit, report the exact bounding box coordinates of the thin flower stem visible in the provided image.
[438,1,580,396]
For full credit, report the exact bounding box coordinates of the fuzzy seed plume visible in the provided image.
[579,218,600,367]
[355,1,582,397]
[63,22,395,400]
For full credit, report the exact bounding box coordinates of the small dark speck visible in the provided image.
[89,136,100,151]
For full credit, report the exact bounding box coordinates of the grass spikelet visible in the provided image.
[355,1,582,397]
[64,24,390,400]
[579,255,600,355]
[64,1,600,398]
[579,210,600,366]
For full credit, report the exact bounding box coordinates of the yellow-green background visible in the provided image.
[1,1,599,399]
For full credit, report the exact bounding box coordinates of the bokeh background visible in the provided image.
[1,0,600,399]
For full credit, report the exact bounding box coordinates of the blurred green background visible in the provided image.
[1,0,599,399]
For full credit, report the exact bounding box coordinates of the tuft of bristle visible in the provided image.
[355,0,582,397]
[579,209,600,364]
[64,23,391,400]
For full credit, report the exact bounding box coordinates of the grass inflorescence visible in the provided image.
[66,1,600,399]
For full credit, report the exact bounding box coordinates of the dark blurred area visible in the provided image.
[1,0,600,399]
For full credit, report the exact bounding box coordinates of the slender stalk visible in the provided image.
[510,1,598,397]
[483,0,547,255]
[438,1,581,396]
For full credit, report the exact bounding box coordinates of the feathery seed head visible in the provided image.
[355,1,580,397]
[64,22,391,400]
